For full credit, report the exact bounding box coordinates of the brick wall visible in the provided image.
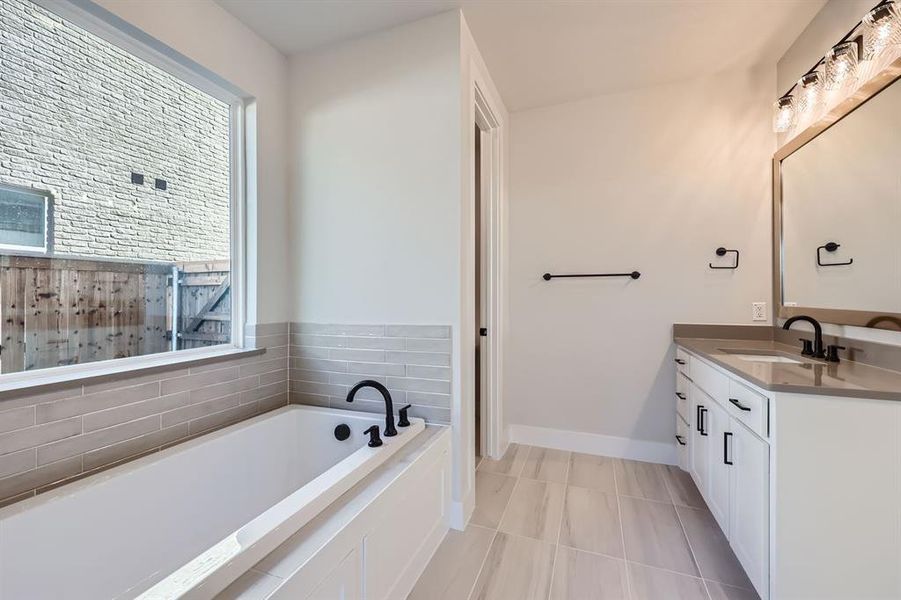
[0,0,230,262]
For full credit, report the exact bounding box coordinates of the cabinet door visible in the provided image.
[729,421,769,599]
[706,401,731,537]
[689,384,710,496]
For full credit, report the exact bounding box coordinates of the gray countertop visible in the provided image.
[675,337,901,401]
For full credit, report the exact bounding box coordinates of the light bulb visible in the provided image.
[824,41,860,90]
[773,96,796,133]
[797,71,823,115]
[863,1,901,59]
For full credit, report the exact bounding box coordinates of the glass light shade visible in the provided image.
[796,71,823,115]
[773,96,796,133]
[824,41,860,90]
[863,1,901,59]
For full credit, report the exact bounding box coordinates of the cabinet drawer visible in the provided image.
[690,357,729,403]
[727,379,768,438]
[676,415,689,471]
[675,347,690,376]
[676,373,690,423]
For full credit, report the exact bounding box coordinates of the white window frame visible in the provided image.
[0,0,251,390]
[0,184,53,255]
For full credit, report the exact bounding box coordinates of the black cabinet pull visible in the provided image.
[675,435,686,446]
[675,358,686,365]
[695,405,702,432]
[729,398,752,412]
[724,431,733,465]
[675,392,686,400]
[699,407,708,436]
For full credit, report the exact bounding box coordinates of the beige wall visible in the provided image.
[505,66,775,445]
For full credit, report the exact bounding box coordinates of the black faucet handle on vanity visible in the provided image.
[398,404,411,427]
[825,344,846,363]
[783,315,826,359]
[364,425,383,447]
[799,338,814,356]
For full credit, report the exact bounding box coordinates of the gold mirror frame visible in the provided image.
[773,56,901,332]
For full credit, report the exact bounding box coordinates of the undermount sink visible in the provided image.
[718,348,804,364]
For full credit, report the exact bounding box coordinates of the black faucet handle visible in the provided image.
[798,338,814,356]
[363,425,383,447]
[398,404,411,427]
[825,344,846,363]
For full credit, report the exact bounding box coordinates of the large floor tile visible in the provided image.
[567,452,616,492]
[620,496,699,576]
[550,546,628,600]
[676,505,754,590]
[707,580,761,600]
[478,443,529,477]
[408,525,495,600]
[471,471,517,528]
[521,446,569,483]
[663,465,706,509]
[498,478,565,542]
[615,459,671,502]
[469,532,555,600]
[628,562,709,600]
[559,486,623,557]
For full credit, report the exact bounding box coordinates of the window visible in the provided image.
[0,185,52,254]
[0,0,245,376]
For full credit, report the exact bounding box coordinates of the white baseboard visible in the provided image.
[508,424,677,465]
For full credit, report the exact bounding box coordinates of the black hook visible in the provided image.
[817,242,853,267]
[709,247,739,270]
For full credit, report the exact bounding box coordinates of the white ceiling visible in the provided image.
[216,0,826,112]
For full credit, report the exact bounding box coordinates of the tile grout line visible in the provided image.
[465,444,524,600]
[664,468,714,600]
[613,459,634,600]
[544,448,572,600]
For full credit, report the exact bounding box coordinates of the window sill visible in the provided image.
[0,346,265,397]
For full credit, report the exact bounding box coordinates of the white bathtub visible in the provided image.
[0,404,424,599]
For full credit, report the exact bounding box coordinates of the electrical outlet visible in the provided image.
[752,302,767,321]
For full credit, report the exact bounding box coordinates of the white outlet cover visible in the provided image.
[752,302,767,321]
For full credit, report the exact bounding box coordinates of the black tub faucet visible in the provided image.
[347,380,397,437]
[783,315,826,359]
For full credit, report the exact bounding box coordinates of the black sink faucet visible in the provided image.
[347,380,397,437]
[783,315,826,359]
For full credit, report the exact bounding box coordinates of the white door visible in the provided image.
[689,384,710,496]
[729,421,769,599]
[706,401,731,536]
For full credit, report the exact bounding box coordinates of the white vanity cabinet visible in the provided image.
[681,350,772,600]
[676,345,901,600]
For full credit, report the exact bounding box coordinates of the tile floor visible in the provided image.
[409,444,760,600]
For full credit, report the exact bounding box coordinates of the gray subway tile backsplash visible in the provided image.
[0,322,290,506]
[288,322,452,424]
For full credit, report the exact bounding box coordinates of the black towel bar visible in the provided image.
[542,271,640,281]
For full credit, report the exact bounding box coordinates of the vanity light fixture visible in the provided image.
[772,0,897,132]
[824,40,861,90]
[863,0,901,59]
[772,96,796,133]
[796,71,823,115]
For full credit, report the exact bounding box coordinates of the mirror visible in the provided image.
[775,62,901,329]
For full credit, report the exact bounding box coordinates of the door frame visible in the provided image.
[473,83,504,460]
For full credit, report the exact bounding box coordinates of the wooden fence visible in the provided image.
[0,255,230,374]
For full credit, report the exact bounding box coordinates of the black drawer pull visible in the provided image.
[729,398,752,412]
[675,358,686,365]
[724,431,733,465]
[675,435,686,446]
[675,392,686,400]
[699,407,708,436]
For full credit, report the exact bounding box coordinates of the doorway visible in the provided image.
[475,123,487,462]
